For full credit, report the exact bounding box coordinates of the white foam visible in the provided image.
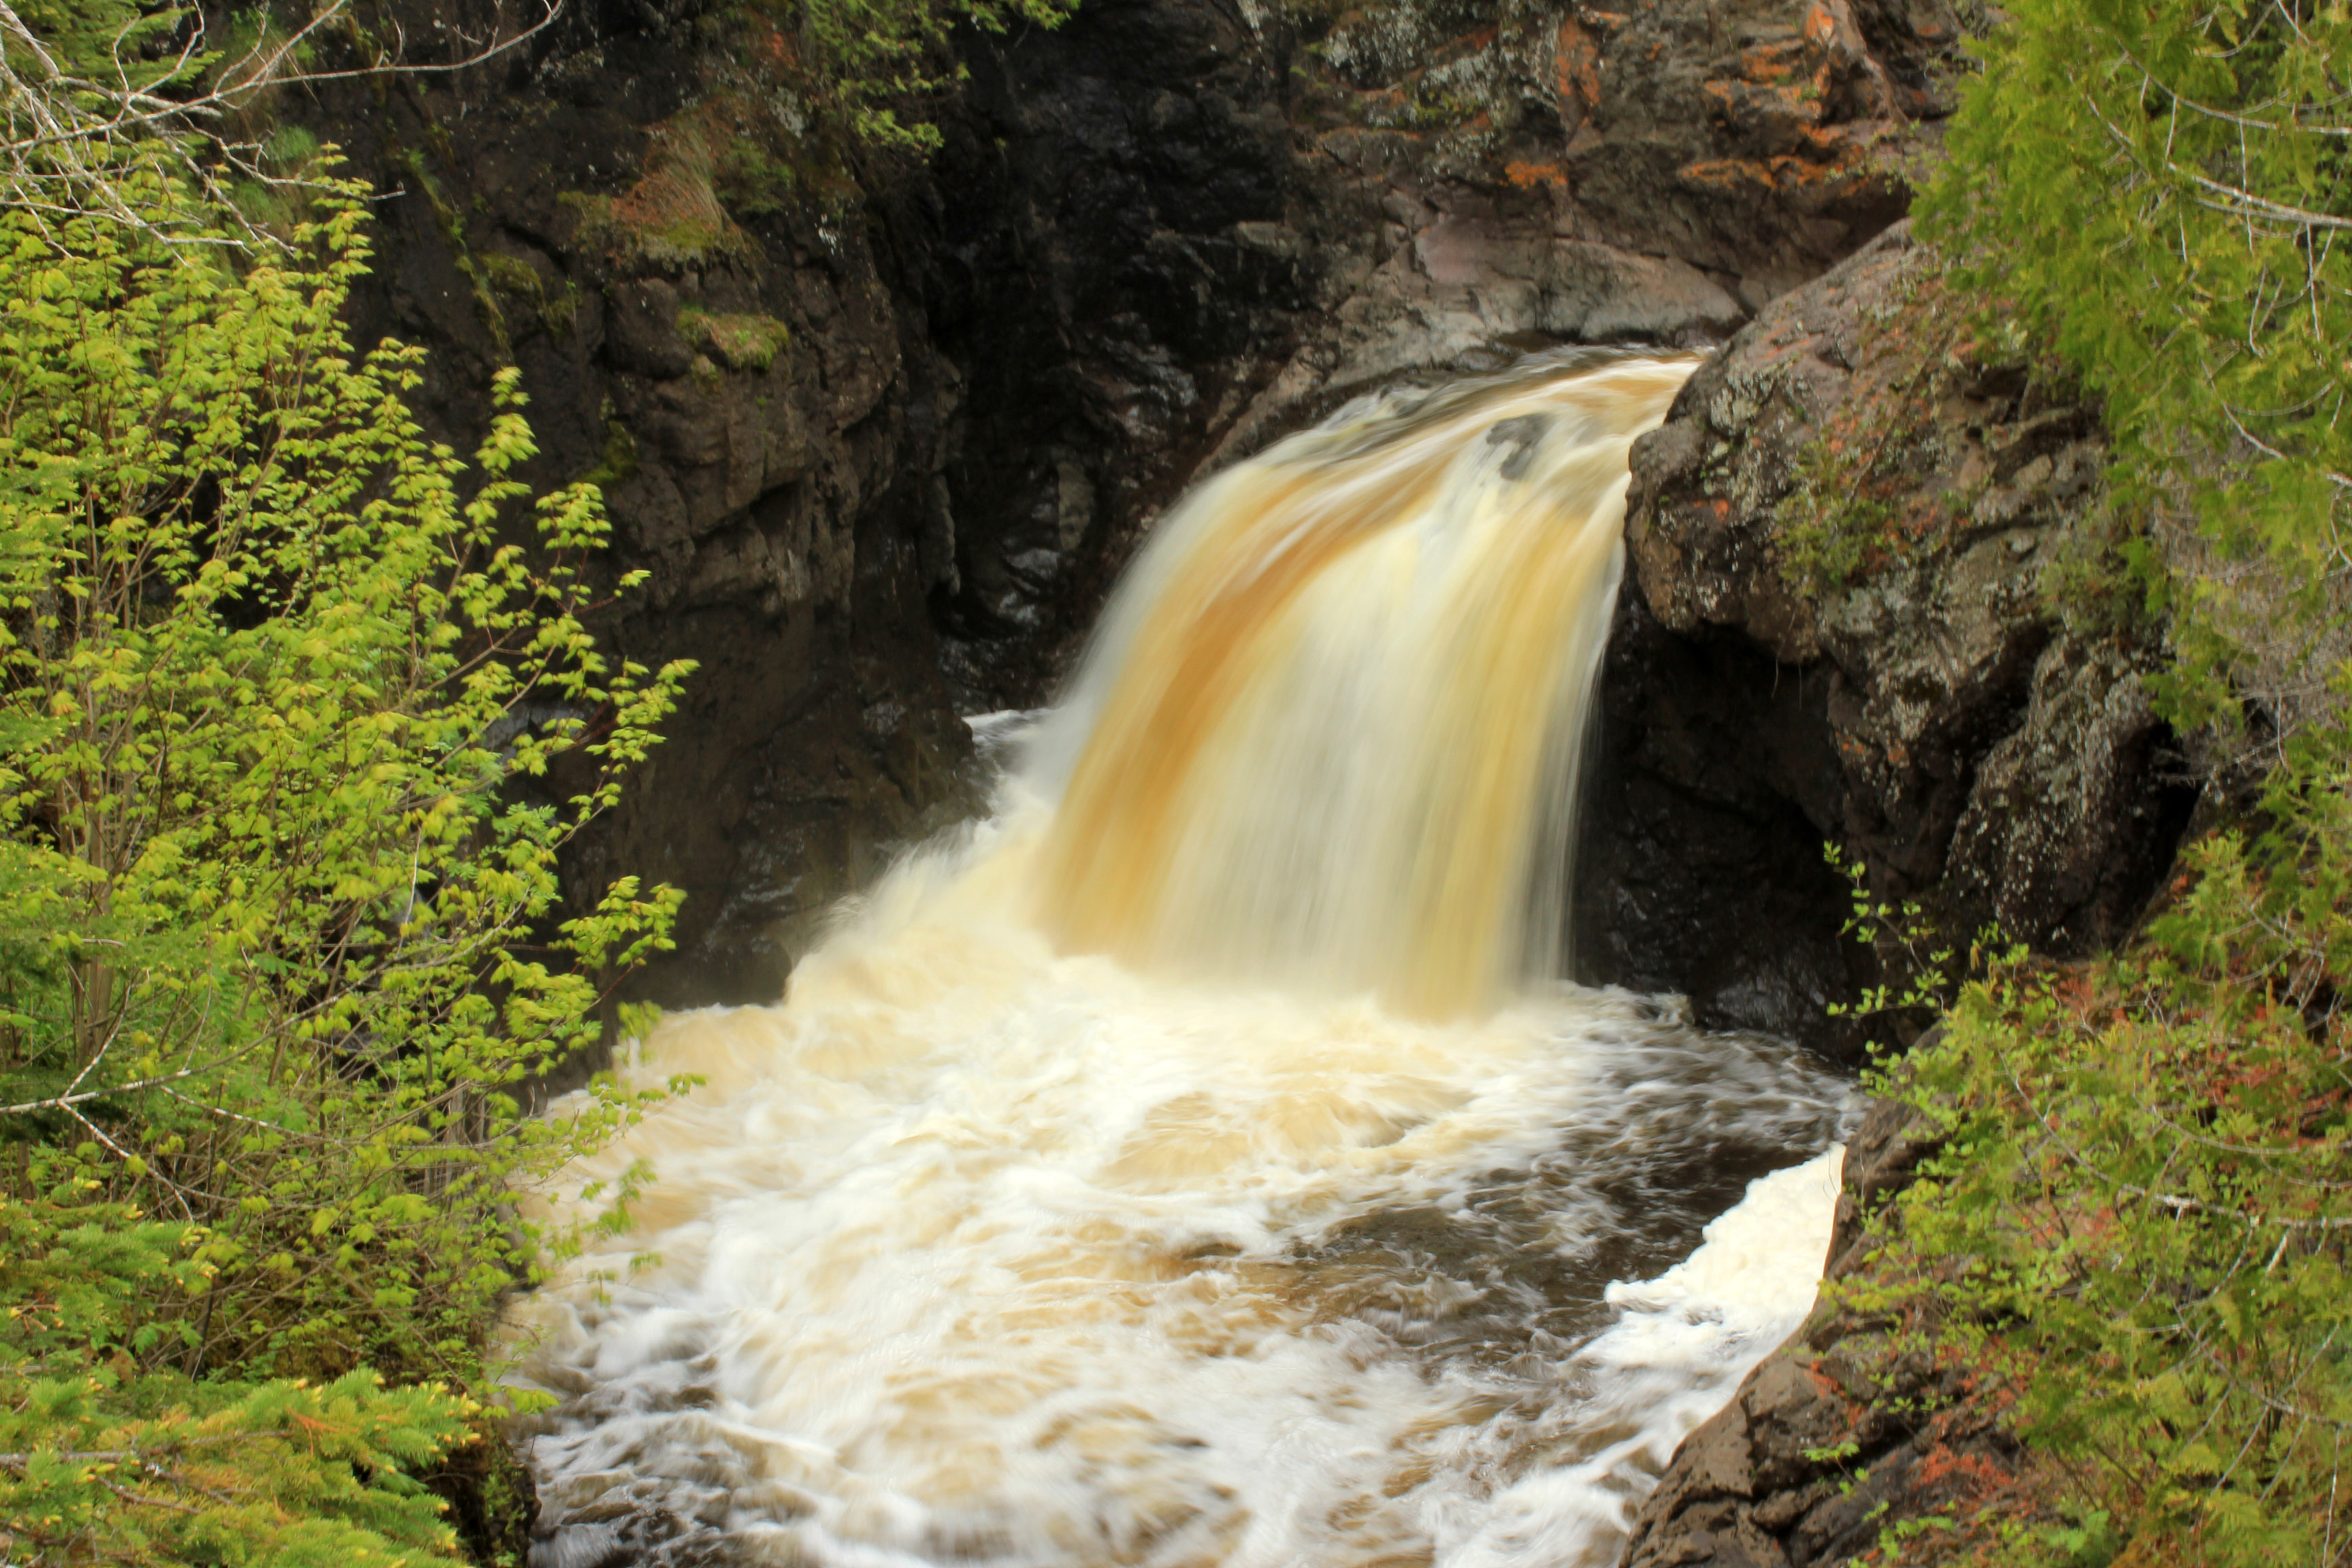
[510,826,1848,1567]
[1432,1147,1846,1568]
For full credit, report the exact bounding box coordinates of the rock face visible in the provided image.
[1187,0,1965,467]
[310,0,992,1005]
[1619,1094,2025,1568]
[1578,221,2196,1049]
[295,0,1972,1010]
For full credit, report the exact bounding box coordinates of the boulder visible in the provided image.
[1578,223,2195,1048]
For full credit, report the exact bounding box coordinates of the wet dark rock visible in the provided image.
[1602,224,2199,1567]
[1582,221,2195,1051]
[1574,591,1867,1054]
[1189,0,1968,470]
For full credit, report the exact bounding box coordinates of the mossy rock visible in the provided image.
[680,309,792,372]
[479,252,544,299]
[561,176,754,273]
[479,253,578,340]
[581,400,640,489]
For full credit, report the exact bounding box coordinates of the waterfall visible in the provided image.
[1031,355,1687,1015]
[508,353,1855,1568]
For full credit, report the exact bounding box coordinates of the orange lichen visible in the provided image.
[1677,154,1867,193]
[1799,1362,1852,1407]
[1913,1441,2012,1497]
[747,16,798,69]
[1801,1,1842,50]
[1554,18,1601,116]
[1740,41,1804,83]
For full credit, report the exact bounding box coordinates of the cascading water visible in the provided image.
[508,353,1857,1568]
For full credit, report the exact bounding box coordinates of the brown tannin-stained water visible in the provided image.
[508,353,1856,1568]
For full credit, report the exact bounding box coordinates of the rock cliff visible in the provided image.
[1607,225,2203,1565]
[295,0,1976,1013]
[1618,1092,2017,1568]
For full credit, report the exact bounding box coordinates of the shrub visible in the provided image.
[1855,8,2352,1560]
[1918,0,2352,754]
[0,158,691,1567]
[1856,735,2352,1563]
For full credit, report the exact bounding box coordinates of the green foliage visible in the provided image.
[2034,489,2167,644]
[1,1167,474,1565]
[1820,845,1962,1021]
[1919,0,2352,739]
[1850,14,2352,1558]
[5,0,189,86]
[0,131,693,1565]
[1857,740,2352,1562]
[1776,441,1899,598]
[762,0,1082,152]
[0,0,353,252]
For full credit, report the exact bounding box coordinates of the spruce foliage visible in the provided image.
[1850,5,2352,1563]
[1919,0,2352,749]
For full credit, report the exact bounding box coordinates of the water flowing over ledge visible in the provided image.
[508,355,1857,1568]
[1030,354,1695,1016]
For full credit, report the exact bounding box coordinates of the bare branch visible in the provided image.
[0,1064,201,1115]
[0,0,566,250]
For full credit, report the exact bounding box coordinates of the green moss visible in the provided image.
[397,150,462,246]
[263,124,319,167]
[559,186,753,274]
[679,308,792,372]
[542,277,580,340]
[229,178,299,231]
[478,252,580,340]
[397,148,512,356]
[223,120,328,239]
[479,252,543,299]
[715,144,800,218]
[581,400,640,491]
[2037,493,2160,642]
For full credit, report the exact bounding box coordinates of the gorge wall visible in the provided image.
[293,0,2017,1033]
[1579,221,2194,1053]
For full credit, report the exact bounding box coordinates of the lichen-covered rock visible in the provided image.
[1200,0,1968,463]
[1601,223,2200,1554]
[1608,221,2190,1001]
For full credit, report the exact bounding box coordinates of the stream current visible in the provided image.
[510,353,1858,1568]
